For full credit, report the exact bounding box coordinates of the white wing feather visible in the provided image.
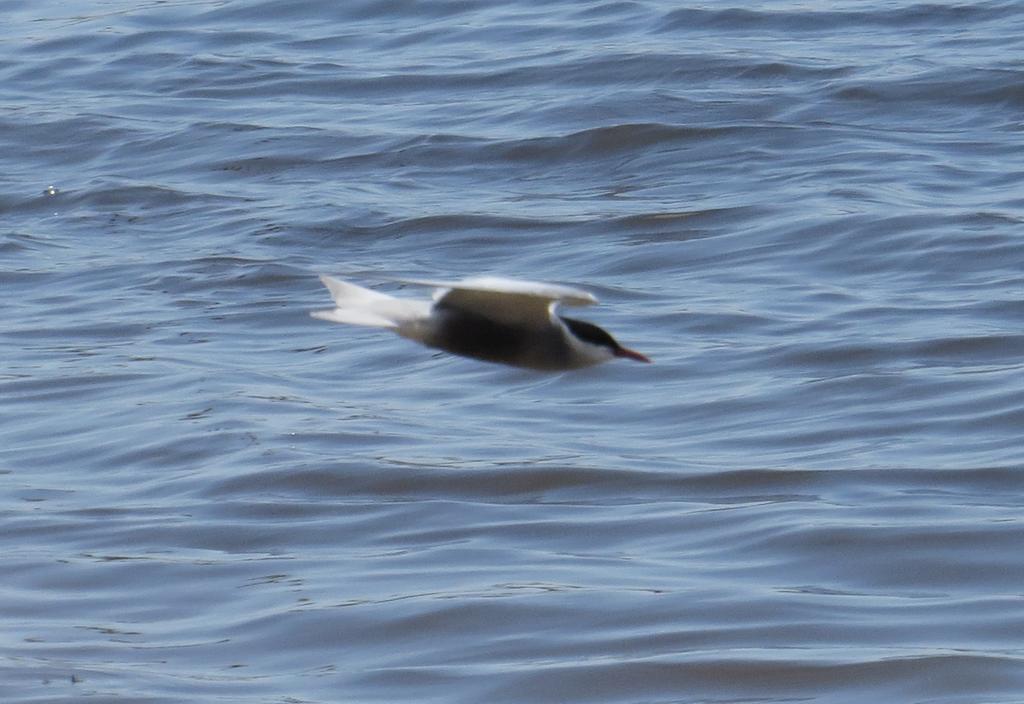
[402,276,598,306]
[397,276,598,329]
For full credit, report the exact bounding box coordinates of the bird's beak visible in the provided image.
[615,347,652,363]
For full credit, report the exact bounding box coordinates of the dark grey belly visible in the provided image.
[425,307,572,370]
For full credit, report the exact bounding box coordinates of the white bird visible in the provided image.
[311,274,651,371]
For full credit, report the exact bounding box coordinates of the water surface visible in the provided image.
[3,1,1024,702]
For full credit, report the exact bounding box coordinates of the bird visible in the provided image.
[311,274,651,371]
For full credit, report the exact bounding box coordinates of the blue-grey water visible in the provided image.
[3,1,1024,702]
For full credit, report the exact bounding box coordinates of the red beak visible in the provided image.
[615,347,652,363]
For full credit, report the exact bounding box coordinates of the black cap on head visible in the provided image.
[561,316,651,363]
[561,317,618,349]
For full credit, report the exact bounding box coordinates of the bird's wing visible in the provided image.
[403,276,597,328]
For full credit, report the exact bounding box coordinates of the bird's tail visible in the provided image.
[310,275,429,328]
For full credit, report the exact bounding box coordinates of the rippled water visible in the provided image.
[3,1,1024,702]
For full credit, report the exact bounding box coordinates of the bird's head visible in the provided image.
[560,317,651,365]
